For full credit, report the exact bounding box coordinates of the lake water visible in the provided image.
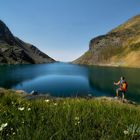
[0,62,140,103]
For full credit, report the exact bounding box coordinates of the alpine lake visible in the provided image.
[0,62,140,103]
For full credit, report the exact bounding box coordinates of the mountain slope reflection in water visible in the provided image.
[14,75,91,97]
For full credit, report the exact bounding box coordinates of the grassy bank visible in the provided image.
[0,89,140,140]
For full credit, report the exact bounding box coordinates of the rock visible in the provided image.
[95,96,137,105]
[15,90,26,94]
[30,90,39,95]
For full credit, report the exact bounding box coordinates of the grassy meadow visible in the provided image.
[0,89,140,140]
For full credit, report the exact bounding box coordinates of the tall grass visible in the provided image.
[0,90,140,140]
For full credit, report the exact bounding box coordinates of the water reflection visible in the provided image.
[87,65,140,102]
[0,63,140,103]
[13,75,90,97]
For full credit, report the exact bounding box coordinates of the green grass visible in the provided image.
[0,90,140,140]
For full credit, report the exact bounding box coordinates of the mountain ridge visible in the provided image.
[73,15,140,68]
[0,20,55,64]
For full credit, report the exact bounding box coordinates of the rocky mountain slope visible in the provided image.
[74,15,140,67]
[0,20,55,64]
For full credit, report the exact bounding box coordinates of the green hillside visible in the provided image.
[74,15,140,68]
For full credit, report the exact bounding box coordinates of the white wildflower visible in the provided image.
[74,117,80,126]
[28,108,31,111]
[75,121,80,126]
[18,107,25,111]
[45,99,50,103]
[13,132,16,135]
[124,130,129,135]
[54,103,57,106]
[0,123,8,131]
[75,117,79,120]
[75,123,77,126]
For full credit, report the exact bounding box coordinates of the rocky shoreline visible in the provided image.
[0,87,137,106]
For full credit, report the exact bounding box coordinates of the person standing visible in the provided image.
[114,76,128,99]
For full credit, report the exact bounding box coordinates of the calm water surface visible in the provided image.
[0,62,140,103]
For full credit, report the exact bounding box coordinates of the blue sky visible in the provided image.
[1,0,140,61]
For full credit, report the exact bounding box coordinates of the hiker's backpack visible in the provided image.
[121,82,128,92]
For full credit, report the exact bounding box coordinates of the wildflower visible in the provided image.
[0,123,8,131]
[28,108,31,111]
[124,130,129,135]
[45,99,50,103]
[75,120,80,125]
[54,103,57,106]
[75,117,79,120]
[75,121,80,126]
[74,117,80,126]
[18,107,25,111]
[13,132,16,135]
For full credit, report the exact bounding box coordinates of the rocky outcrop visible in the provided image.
[73,15,140,67]
[0,20,55,64]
